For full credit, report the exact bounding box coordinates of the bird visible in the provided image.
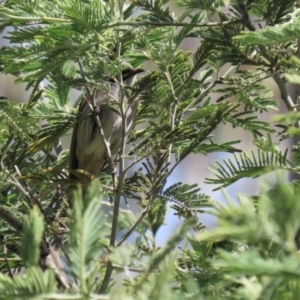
[69,68,144,182]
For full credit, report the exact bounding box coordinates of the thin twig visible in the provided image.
[4,15,241,28]
[237,0,256,31]
[104,19,242,29]
[0,135,13,167]
[112,264,147,273]
[0,257,21,262]
[125,128,162,157]
[7,169,71,288]
[99,40,125,293]
[95,257,149,273]
[90,91,117,192]
[0,206,70,288]
[98,102,123,292]
[0,257,145,273]
[15,167,71,259]
[181,82,216,119]
[76,69,127,294]
[77,57,92,99]
[273,73,296,111]
[3,242,14,278]
[0,206,23,232]
[116,200,152,247]
[165,70,179,165]
[237,0,296,113]
[123,156,147,174]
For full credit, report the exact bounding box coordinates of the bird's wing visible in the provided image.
[69,94,88,180]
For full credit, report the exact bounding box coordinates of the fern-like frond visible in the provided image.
[45,62,76,107]
[67,184,109,288]
[194,140,242,155]
[147,197,167,236]
[0,268,56,298]
[176,0,228,12]
[133,0,175,23]
[61,0,113,33]
[29,111,76,153]
[0,100,37,138]
[206,149,291,190]
[226,114,275,135]
[216,69,277,113]
[178,102,239,161]
[234,19,300,45]
[19,206,44,267]
[173,11,207,47]
[162,182,210,214]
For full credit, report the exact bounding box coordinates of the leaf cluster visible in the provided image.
[0,0,300,299]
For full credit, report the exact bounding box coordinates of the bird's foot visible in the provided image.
[105,158,117,175]
[93,105,100,115]
[111,162,117,175]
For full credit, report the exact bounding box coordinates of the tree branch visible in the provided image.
[116,200,152,247]
[0,207,71,289]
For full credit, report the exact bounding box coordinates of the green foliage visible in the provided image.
[0,268,56,300]
[67,184,109,294]
[192,178,300,300]
[19,206,44,267]
[235,20,300,45]
[29,111,76,153]
[1,0,300,299]
[206,149,290,190]
[0,100,38,138]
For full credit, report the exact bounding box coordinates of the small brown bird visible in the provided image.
[69,68,144,181]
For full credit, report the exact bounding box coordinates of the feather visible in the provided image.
[69,68,144,182]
